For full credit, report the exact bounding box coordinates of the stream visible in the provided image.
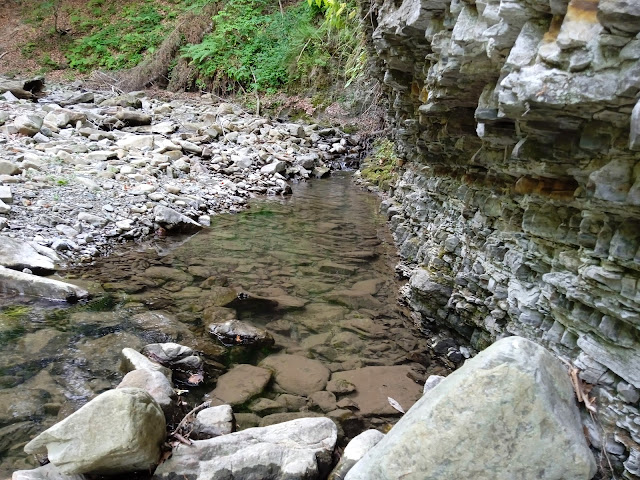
[0,172,443,477]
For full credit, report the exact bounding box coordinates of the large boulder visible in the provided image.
[24,388,166,475]
[153,417,337,480]
[345,337,597,480]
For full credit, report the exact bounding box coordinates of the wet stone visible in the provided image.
[208,364,272,406]
[208,319,274,348]
[260,354,330,396]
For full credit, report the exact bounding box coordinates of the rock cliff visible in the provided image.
[365,0,640,476]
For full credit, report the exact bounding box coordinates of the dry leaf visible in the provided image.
[387,396,405,414]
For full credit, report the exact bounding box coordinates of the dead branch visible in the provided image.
[170,401,211,438]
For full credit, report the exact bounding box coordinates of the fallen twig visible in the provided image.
[170,401,211,438]
[560,358,597,413]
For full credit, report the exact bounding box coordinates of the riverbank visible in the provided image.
[0,80,363,272]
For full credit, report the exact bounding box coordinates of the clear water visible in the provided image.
[0,172,439,477]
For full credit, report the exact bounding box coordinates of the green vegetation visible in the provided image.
[359,138,401,191]
[19,0,211,73]
[15,0,369,107]
[181,0,365,93]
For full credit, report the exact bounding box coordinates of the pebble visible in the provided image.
[0,84,361,264]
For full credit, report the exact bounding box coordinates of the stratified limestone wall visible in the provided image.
[367,0,640,476]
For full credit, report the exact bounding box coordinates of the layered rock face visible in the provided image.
[367,0,640,476]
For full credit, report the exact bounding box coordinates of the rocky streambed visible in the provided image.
[0,80,361,266]
[0,81,600,480]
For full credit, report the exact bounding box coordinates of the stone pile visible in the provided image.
[0,83,361,267]
[364,0,640,475]
[12,336,598,480]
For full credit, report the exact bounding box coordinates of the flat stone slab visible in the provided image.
[208,364,272,406]
[0,266,88,302]
[153,417,337,480]
[0,238,56,272]
[331,365,423,416]
[260,354,330,396]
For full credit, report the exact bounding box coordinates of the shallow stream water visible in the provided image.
[0,172,442,477]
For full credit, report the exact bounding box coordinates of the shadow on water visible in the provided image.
[0,172,447,476]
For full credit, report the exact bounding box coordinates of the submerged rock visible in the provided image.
[208,364,272,406]
[330,365,423,416]
[153,417,337,480]
[209,319,275,348]
[260,354,330,396]
[24,388,166,475]
[345,337,596,480]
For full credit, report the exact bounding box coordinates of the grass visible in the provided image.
[19,0,214,73]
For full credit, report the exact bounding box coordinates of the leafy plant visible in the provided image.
[181,0,366,94]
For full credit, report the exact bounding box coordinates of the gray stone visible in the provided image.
[117,368,176,416]
[0,266,88,302]
[345,337,596,480]
[121,347,173,379]
[153,205,202,232]
[631,99,640,151]
[193,405,234,439]
[141,342,204,386]
[328,430,385,480]
[14,114,43,136]
[24,388,166,475]
[598,0,640,34]
[0,160,21,176]
[588,158,633,202]
[115,110,152,126]
[0,186,14,204]
[260,161,287,175]
[77,212,108,227]
[11,463,85,480]
[116,135,155,150]
[153,417,337,480]
[209,319,274,347]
